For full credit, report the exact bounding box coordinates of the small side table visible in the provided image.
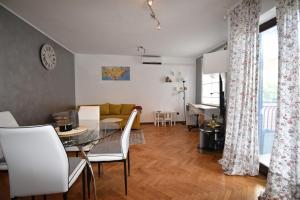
[100,118,123,135]
[199,126,224,150]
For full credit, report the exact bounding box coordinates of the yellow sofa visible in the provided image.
[99,103,141,129]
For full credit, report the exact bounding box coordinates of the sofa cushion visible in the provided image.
[109,104,121,115]
[121,104,135,115]
[100,103,110,115]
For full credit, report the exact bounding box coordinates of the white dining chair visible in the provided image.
[0,125,87,200]
[0,111,19,171]
[78,106,100,122]
[87,109,138,195]
[65,106,100,154]
[0,111,19,128]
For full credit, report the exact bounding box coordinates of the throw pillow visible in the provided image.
[100,103,110,115]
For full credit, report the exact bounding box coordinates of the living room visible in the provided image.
[0,0,299,200]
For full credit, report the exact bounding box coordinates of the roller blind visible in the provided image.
[202,50,228,74]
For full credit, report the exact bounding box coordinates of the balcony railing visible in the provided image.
[262,103,277,131]
[259,102,277,155]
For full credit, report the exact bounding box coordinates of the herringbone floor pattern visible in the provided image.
[0,124,266,200]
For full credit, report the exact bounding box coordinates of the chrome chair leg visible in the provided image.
[63,192,68,200]
[82,167,86,200]
[128,151,131,176]
[123,159,128,195]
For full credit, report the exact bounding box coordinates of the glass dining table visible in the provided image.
[57,120,121,200]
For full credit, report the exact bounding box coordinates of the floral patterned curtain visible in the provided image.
[219,0,261,176]
[259,0,300,199]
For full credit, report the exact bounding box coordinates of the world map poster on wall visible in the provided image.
[102,66,130,81]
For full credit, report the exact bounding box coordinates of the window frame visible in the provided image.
[259,18,277,33]
[258,17,277,176]
[201,73,222,107]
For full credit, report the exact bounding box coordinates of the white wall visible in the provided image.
[75,54,196,122]
[260,0,276,24]
[261,0,275,14]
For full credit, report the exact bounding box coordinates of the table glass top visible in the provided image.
[59,120,121,148]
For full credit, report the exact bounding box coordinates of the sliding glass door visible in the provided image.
[258,23,278,167]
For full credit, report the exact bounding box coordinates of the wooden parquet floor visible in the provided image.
[0,124,266,200]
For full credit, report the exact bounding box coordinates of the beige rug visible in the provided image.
[102,129,145,145]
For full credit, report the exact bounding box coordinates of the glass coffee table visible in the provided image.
[100,118,123,135]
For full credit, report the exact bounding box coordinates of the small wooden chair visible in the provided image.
[154,111,164,126]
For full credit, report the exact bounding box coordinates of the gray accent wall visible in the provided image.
[0,5,75,125]
[195,57,203,104]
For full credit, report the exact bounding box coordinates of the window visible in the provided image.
[201,73,226,106]
[258,19,278,167]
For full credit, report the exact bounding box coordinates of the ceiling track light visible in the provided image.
[147,0,153,6]
[156,21,161,30]
[146,0,161,30]
[137,46,146,55]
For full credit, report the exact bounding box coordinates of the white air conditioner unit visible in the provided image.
[141,55,162,65]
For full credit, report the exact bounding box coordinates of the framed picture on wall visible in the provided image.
[102,66,130,81]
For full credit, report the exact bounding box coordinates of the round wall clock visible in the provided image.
[40,44,56,70]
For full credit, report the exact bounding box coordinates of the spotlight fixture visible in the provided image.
[156,22,161,30]
[137,46,146,55]
[147,0,153,6]
[146,0,161,30]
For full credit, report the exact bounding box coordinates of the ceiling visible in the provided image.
[0,0,239,58]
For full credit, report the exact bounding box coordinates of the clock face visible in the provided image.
[40,44,56,70]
